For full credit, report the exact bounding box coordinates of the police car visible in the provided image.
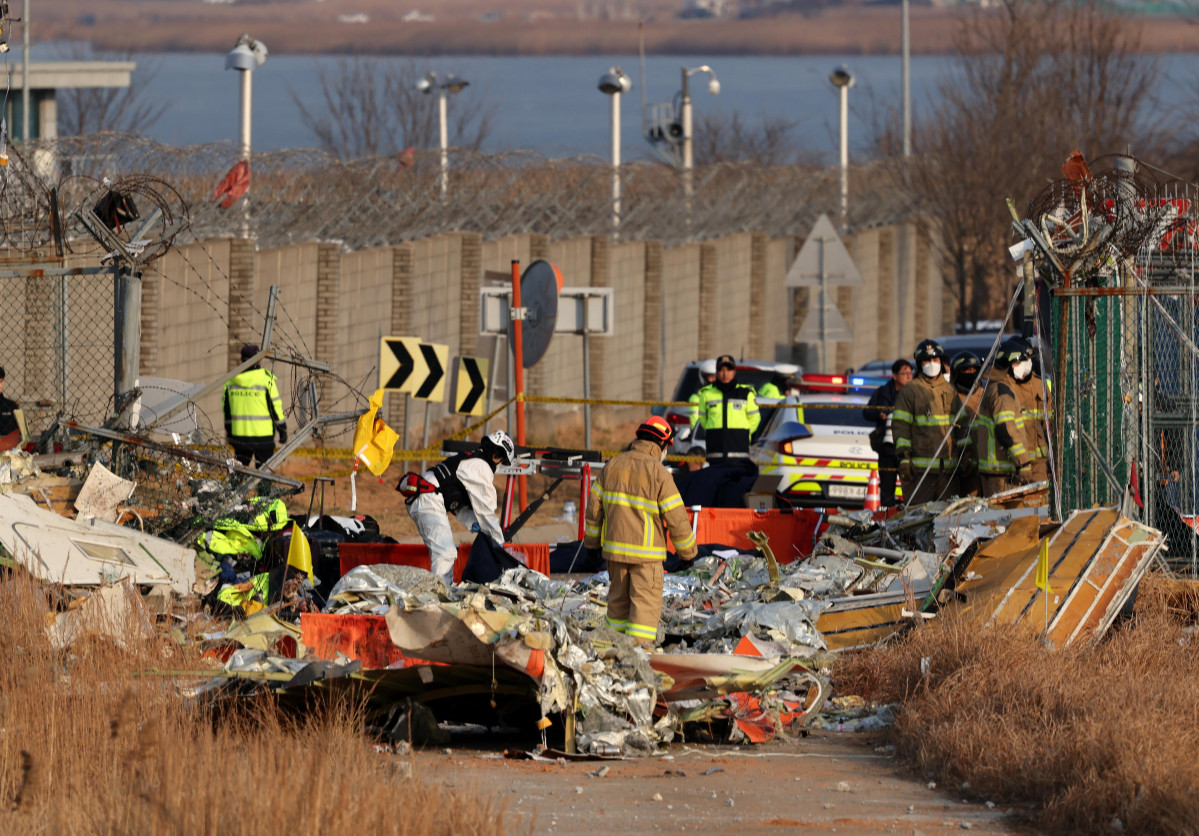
[750,392,879,508]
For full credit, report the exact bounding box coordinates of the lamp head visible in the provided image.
[829,66,855,88]
[417,73,434,93]
[598,67,632,95]
[707,77,720,95]
[444,75,470,94]
[226,34,267,71]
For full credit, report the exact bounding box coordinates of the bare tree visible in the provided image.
[881,0,1170,327]
[55,44,169,136]
[693,109,812,166]
[293,56,495,160]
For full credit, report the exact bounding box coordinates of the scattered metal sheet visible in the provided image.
[816,592,918,652]
[0,493,196,593]
[953,508,1164,647]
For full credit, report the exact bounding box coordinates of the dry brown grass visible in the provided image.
[834,574,1199,834]
[0,570,515,835]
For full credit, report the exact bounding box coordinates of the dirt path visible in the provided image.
[415,731,1036,835]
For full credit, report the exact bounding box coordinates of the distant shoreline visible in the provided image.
[41,7,1199,58]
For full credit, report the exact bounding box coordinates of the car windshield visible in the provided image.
[761,400,869,436]
[801,405,871,428]
[673,367,784,401]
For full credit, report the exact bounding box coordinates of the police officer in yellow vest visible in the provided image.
[690,354,760,471]
[223,344,288,467]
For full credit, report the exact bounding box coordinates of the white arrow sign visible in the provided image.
[786,214,863,288]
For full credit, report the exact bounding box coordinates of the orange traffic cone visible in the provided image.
[864,468,881,511]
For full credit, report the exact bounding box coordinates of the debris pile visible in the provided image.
[0,437,1169,758]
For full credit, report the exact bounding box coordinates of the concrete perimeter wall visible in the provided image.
[136,223,948,445]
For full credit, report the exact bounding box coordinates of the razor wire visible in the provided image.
[31,134,917,250]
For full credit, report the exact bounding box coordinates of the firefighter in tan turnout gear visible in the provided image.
[973,338,1035,496]
[584,416,698,645]
[892,339,971,506]
[1014,340,1053,484]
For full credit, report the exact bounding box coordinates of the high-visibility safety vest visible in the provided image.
[217,572,270,613]
[757,381,782,400]
[892,375,970,471]
[248,496,290,533]
[972,370,1032,475]
[197,521,264,560]
[223,368,284,439]
[690,383,760,459]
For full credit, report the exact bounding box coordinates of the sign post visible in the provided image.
[555,287,615,450]
[510,260,527,511]
[786,214,863,373]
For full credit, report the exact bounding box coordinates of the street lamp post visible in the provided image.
[226,34,268,238]
[598,67,632,238]
[829,66,855,232]
[419,72,470,199]
[680,65,720,196]
[902,0,911,158]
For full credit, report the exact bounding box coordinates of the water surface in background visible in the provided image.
[25,46,1199,159]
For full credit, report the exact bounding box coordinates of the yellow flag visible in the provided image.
[287,522,315,583]
[352,388,401,476]
[1034,536,1052,595]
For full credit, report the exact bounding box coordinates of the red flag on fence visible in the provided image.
[213,160,251,209]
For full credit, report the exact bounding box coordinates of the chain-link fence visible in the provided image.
[1039,159,1199,572]
[0,265,118,440]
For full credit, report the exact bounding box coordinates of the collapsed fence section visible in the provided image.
[1048,172,1199,573]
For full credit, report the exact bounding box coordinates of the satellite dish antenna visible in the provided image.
[515,259,561,367]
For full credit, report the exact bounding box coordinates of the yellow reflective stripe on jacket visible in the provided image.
[672,527,697,552]
[603,490,660,513]
[603,540,671,560]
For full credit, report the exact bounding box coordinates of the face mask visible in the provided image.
[1011,359,1033,381]
[921,361,941,378]
[957,371,978,391]
[660,446,669,463]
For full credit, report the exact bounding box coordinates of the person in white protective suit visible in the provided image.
[398,430,515,584]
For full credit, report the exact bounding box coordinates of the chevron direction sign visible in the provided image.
[380,337,449,402]
[454,356,489,416]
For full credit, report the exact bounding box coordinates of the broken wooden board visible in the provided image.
[0,493,195,593]
[12,476,82,517]
[954,508,1164,647]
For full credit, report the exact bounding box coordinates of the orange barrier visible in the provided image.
[686,508,825,562]
[339,541,552,583]
[300,613,409,669]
